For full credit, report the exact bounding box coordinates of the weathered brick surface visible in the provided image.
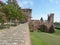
[0,23,31,45]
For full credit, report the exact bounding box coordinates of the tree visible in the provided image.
[49,25,55,33]
[2,4,26,25]
[40,17,43,21]
[0,0,26,26]
[0,12,6,28]
[0,1,5,6]
[0,1,5,11]
[0,1,7,28]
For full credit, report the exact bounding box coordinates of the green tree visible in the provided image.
[2,4,26,25]
[0,1,6,28]
[0,12,5,28]
[40,17,43,21]
[0,1,5,11]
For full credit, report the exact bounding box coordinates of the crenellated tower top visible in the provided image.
[8,0,17,4]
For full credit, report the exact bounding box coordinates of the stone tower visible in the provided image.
[50,13,54,23]
[48,13,54,23]
[8,0,17,4]
[8,0,11,4]
[22,9,32,23]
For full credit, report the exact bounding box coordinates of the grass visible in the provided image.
[53,29,60,36]
[30,29,60,45]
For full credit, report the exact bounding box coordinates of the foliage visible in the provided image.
[2,4,26,23]
[0,13,5,23]
[0,1,7,29]
[38,25,47,32]
[0,1,5,11]
[0,13,5,29]
[40,17,43,21]
[55,26,60,30]
[0,1,5,6]
[49,25,55,33]
[0,1,26,28]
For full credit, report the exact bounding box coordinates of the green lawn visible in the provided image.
[30,29,60,45]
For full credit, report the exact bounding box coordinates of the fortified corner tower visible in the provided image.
[8,0,17,4]
[22,9,32,23]
[49,13,54,23]
[8,0,11,4]
[48,13,54,23]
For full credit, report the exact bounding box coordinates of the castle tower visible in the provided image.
[8,0,17,4]
[8,0,12,4]
[50,13,54,23]
[48,13,54,23]
[13,0,17,3]
[22,9,32,23]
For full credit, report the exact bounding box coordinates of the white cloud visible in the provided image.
[48,0,59,4]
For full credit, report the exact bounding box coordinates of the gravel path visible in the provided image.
[0,23,31,45]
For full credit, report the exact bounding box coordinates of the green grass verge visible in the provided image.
[30,29,60,45]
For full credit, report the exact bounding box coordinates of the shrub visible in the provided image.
[49,25,55,33]
[39,25,47,32]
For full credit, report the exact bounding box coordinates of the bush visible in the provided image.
[30,29,33,32]
[39,25,47,32]
[55,27,60,30]
[49,25,55,33]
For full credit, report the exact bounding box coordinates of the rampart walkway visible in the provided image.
[0,23,31,45]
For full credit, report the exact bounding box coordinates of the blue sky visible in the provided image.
[1,0,60,22]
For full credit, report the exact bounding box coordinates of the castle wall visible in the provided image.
[30,13,55,33]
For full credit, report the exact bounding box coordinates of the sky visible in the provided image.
[1,0,60,22]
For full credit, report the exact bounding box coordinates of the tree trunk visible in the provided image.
[15,19,18,26]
